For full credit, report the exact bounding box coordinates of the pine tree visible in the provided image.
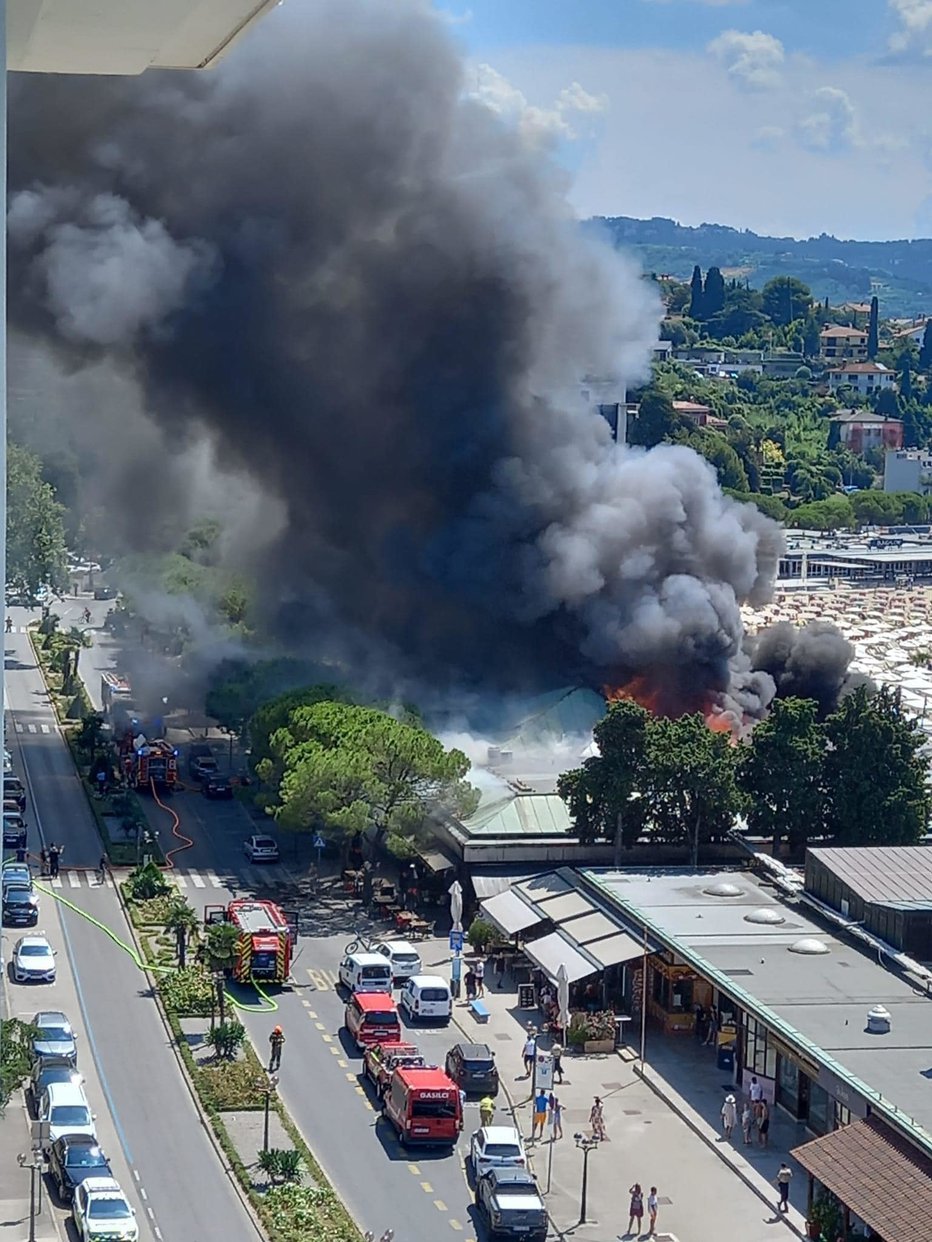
[901,356,914,402]
[867,295,879,359]
[703,266,725,318]
[919,321,932,371]
[689,265,704,319]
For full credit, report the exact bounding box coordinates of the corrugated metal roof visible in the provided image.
[809,846,932,905]
[462,794,573,838]
[792,1116,932,1242]
[522,931,595,984]
[481,890,542,936]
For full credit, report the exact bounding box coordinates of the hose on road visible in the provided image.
[150,777,194,869]
[34,880,279,1014]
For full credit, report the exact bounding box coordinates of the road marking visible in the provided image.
[133,1170,140,1182]
[346,1072,357,1082]
[205,869,220,886]
[139,1187,147,1200]
[330,1046,340,1056]
[172,873,187,888]
[154,1230,162,1240]
[449,1220,463,1232]
[314,1022,325,1031]
[321,1033,333,1043]
[307,967,338,991]
[434,1200,447,1212]
[421,1181,433,1193]
[190,872,206,888]
[51,876,62,889]
[28,723,37,733]
[407,1164,420,1176]
[337,1058,348,1068]
[68,871,81,887]
[306,1009,317,1019]
[40,723,50,734]
[147,1207,155,1220]
[14,721,22,732]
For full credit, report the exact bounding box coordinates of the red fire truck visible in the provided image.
[383,1065,463,1147]
[123,738,178,792]
[205,898,296,984]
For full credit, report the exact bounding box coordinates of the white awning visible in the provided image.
[559,910,624,944]
[481,890,541,937]
[418,844,458,873]
[472,868,541,900]
[522,931,596,984]
[534,890,594,923]
[585,932,644,969]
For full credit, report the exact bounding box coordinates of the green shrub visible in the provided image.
[206,1020,246,1060]
[466,916,505,953]
[194,1056,266,1111]
[262,1183,361,1242]
[127,861,171,901]
[158,966,215,1016]
[258,1148,303,1182]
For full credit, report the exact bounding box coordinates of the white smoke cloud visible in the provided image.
[471,65,607,145]
[707,28,785,89]
[797,86,860,152]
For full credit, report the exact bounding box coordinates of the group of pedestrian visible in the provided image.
[40,843,63,879]
[721,1076,770,1147]
[694,1003,719,1047]
[531,1088,563,1140]
[625,1183,660,1238]
[464,958,485,1002]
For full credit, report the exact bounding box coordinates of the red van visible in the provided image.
[345,991,401,1048]
[383,1066,463,1146]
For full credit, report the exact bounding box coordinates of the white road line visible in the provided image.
[68,871,81,888]
[205,869,221,887]
[173,873,188,888]
[14,720,23,732]
[27,723,37,733]
[133,1170,141,1182]
[51,876,63,889]
[105,875,115,888]
[190,872,206,889]
[40,723,50,734]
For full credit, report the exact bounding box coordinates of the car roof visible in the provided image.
[479,1125,522,1142]
[17,935,50,948]
[45,1081,88,1104]
[80,1177,123,1195]
[407,975,448,988]
[57,1134,102,1150]
[353,991,398,1011]
[346,952,391,967]
[380,940,417,954]
[251,834,276,843]
[453,1042,494,1059]
[33,1010,69,1025]
[395,1067,456,1090]
[485,1167,538,1186]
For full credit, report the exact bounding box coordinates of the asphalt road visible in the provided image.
[3,616,262,1242]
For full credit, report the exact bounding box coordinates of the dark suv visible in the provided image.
[188,742,218,782]
[4,777,26,811]
[2,884,38,926]
[445,1042,499,1096]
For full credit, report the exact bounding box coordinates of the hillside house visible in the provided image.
[820,324,868,361]
[672,401,728,430]
[827,361,896,397]
[829,409,903,455]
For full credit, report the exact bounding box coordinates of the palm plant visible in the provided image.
[164,899,200,969]
[205,921,241,1023]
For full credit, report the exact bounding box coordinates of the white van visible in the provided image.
[399,975,452,1024]
[338,952,393,994]
[40,1081,97,1148]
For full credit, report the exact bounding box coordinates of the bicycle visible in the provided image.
[344,930,379,955]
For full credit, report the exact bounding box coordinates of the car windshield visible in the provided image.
[464,1059,493,1071]
[254,839,276,848]
[6,890,32,902]
[484,1144,521,1158]
[50,1105,90,1126]
[411,1098,457,1118]
[20,944,49,956]
[88,1199,131,1220]
[40,1069,76,1089]
[38,1026,70,1041]
[366,1011,398,1025]
[361,965,390,979]
[420,988,448,1002]
[497,1182,537,1197]
[67,1147,106,1167]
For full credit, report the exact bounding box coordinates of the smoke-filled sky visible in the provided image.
[8,0,788,713]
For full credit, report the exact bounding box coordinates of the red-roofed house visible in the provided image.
[828,409,903,455]
[827,361,896,397]
[820,324,868,361]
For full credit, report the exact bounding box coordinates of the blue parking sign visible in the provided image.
[449,929,464,952]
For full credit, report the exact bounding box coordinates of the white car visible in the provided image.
[72,1177,138,1242]
[374,940,422,981]
[469,1126,527,1178]
[39,1081,97,1148]
[12,934,56,983]
[244,834,280,863]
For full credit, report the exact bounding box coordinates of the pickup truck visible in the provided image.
[475,1167,548,1242]
[363,1041,424,1097]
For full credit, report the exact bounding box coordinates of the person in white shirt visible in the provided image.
[647,1187,659,1236]
[749,1076,764,1120]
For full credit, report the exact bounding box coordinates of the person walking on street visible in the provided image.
[268,1025,285,1071]
[749,1075,764,1119]
[774,1162,793,1212]
[647,1186,659,1236]
[49,845,61,879]
[549,1094,563,1140]
[758,1099,771,1147]
[532,1088,548,1140]
[464,968,477,1002]
[741,1100,754,1145]
[627,1184,644,1236]
[721,1093,737,1139]
[550,1040,564,1084]
[589,1096,606,1140]
[479,1095,496,1128]
[474,956,485,997]
[522,1030,537,1077]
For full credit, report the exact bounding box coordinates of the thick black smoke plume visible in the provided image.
[8,0,787,711]
[748,620,873,717]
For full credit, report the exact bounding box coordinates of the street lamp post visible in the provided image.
[261,1072,279,1152]
[573,1133,599,1225]
[17,1148,41,1242]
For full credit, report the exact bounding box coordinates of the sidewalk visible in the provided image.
[0,1096,60,1242]
[451,965,809,1242]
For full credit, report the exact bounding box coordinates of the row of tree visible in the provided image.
[557,690,930,863]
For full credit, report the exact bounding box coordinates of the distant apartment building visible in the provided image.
[891,320,929,348]
[761,350,805,378]
[884,449,932,495]
[672,400,728,430]
[827,361,896,397]
[819,324,868,360]
[829,409,903,455]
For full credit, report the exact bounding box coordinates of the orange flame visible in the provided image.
[603,677,741,741]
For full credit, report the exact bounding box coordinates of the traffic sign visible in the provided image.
[312,833,326,849]
[449,929,465,953]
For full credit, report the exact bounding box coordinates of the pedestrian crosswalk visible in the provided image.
[51,866,296,891]
[13,722,53,734]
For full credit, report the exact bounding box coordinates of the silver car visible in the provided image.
[12,934,57,983]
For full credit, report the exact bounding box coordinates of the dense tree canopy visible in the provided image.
[737,698,825,856]
[760,276,813,326]
[8,442,68,600]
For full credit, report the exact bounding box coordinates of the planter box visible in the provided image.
[583,1039,614,1055]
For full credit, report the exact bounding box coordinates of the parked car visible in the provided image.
[12,934,57,983]
[72,1177,137,1241]
[48,1136,112,1203]
[3,812,27,849]
[474,1167,548,1241]
[243,835,280,864]
[38,1081,96,1148]
[374,939,422,982]
[2,862,32,892]
[202,775,233,800]
[399,975,452,1024]
[469,1126,527,1178]
[188,742,218,781]
[3,884,39,927]
[445,1042,499,1096]
[29,1056,82,1109]
[92,585,118,601]
[31,1011,77,1064]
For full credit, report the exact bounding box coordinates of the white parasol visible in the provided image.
[556,962,570,1032]
[449,880,463,931]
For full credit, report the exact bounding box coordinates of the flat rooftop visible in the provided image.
[581,868,932,1144]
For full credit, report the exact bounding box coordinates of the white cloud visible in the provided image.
[888,0,932,54]
[471,65,606,145]
[797,86,859,151]
[706,29,785,89]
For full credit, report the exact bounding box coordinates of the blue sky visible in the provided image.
[437,0,932,241]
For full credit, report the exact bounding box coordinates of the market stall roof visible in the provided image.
[417,843,458,873]
[481,890,542,937]
[533,890,593,923]
[522,931,595,984]
[471,867,542,900]
[585,932,644,969]
[792,1116,932,1242]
